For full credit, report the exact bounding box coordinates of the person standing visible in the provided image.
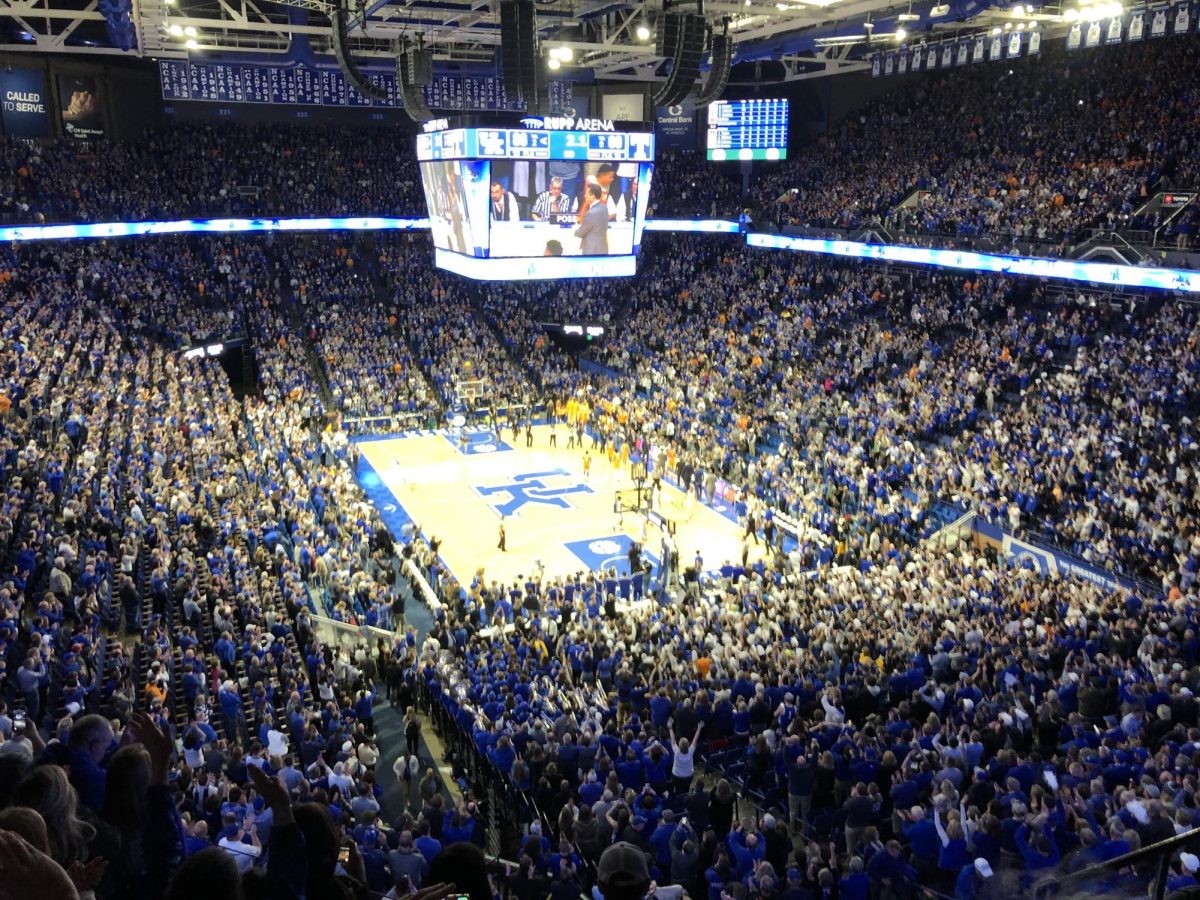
[498,517,507,553]
[669,719,703,795]
[404,707,421,758]
[575,184,610,255]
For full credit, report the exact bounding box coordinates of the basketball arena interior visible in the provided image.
[0,1,1198,898]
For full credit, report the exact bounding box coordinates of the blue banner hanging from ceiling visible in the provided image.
[0,68,51,138]
[158,60,573,113]
[654,100,697,150]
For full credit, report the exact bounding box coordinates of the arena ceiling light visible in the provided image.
[814,33,869,44]
[167,22,183,35]
[894,26,906,39]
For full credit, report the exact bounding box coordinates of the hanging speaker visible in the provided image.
[656,11,682,58]
[500,0,541,108]
[406,46,433,86]
[653,13,706,107]
[694,32,732,107]
[331,0,388,102]
[500,0,522,89]
[396,45,433,122]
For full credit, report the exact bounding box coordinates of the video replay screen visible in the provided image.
[417,116,655,280]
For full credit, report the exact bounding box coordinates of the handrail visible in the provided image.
[1062,825,1200,900]
[403,558,442,612]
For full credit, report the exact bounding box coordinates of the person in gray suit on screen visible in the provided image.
[574,184,609,255]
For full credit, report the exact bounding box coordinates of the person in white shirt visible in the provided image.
[668,719,703,793]
[219,820,263,873]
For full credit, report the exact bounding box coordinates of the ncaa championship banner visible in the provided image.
[0,69,51,138]
[655,101,697,150]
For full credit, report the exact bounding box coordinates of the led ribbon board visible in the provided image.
[746,232,1200,294]
[643,219,741,233]
[0,217,431,242]
[0,216,734,243]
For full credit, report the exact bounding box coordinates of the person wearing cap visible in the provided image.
[761,814,789,873]
[1169,853,1200,893]
[360,827,392,894]
[597,841,651,900]
[954,858,994,900]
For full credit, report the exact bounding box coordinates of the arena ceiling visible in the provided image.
[0,0,1071,79]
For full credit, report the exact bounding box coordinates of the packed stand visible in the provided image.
[1,123,422,224]
[284,238,442,434]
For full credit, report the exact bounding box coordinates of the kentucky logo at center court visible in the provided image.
[474,469,594,517]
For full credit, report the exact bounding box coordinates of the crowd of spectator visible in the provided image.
[286,238,442,432]
[652,37,1200,253]
[1,100,1199,900]
[1,123,422,224]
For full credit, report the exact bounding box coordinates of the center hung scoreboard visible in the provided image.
[416,114,655,281]
[705,98,789,162]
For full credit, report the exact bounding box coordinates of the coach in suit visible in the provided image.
[490,183,520,222]
[574,184,609,255]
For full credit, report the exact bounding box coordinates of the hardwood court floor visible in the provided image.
[357,425,768,585]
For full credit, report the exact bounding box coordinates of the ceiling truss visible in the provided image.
[0,0,1071,77]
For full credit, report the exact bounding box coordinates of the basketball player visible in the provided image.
[582,451,592,481]
[743,497,760,545]
[549,420,557,448]
[525,421,533,448]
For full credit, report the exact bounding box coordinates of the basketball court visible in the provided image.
[354,424,769,586]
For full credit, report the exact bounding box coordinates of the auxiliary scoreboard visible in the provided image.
[705,98,789,161]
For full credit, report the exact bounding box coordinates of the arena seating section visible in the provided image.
[0,34,1199,900]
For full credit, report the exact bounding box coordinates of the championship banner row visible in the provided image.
[872,1,1195,76]
[158,60,575,113]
